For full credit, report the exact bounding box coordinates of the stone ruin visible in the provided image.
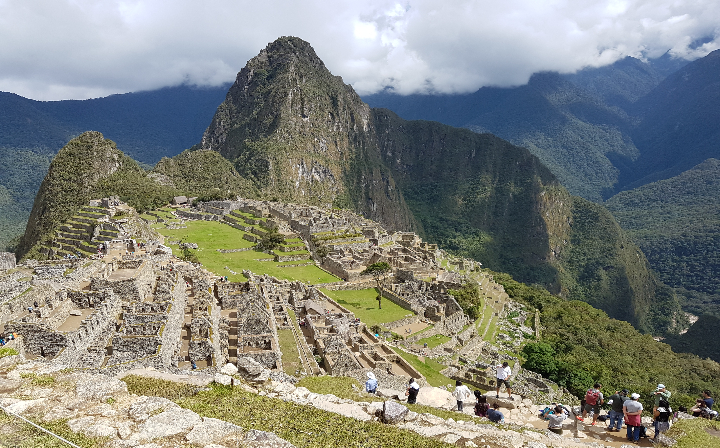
[0,252,16,271]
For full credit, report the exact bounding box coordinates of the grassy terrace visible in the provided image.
[390,347,453,388]
[123,376,452,448]
[278,328,302,376]
[417,334,451,349]
[155,220,338,284]
[319,288,412,328]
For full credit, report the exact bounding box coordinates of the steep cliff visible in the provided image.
[200,37,414,231]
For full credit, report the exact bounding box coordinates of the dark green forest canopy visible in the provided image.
[493,271,720,411]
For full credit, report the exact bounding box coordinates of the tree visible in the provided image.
[256,228,285,252]
[315,244,329,263]
[361,261,391,309]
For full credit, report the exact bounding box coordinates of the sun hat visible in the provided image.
[367,372,376,380]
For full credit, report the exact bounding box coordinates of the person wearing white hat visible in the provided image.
[653,384,671,435]
[623,393,643,443]
[365,372,378,394]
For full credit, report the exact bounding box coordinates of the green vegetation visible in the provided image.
[360,262,391,309]
[494,271,720,411]
[390,347,453,387]
[296,376,382,403]
[417,334,451,349]
[123,376,452,448]
[448,282,482,320]
[0,412,109,448]
[320,288,411,327]
[665,417,720,448]
[0,347,18,358]
[278,329,302,376]
[606,159,720,319]
[156,220,338,284]
[256,227,285,251]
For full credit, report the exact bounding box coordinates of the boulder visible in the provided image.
[185,417,243,444]
[382,400,409,424]
[127,396,180,422]
[376,388,404,400]
[237,356,267,376]
[416,386,454,409]
[74,373,128,401]
[244,429,296,447]
[220,363,239,376]
[214,373,233,386]
[133,408,202,441]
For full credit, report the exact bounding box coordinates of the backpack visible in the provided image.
[585,389,600,406]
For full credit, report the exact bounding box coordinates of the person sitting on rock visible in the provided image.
[544,405,567,435]
[487,403,505,423]
[406,378,420,404]
[365,372,378,394]
[474,391,489,418]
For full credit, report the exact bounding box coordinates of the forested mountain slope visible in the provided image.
[606,158,720,319]
[625,49,720,189]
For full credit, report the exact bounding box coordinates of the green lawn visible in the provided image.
[296,376,382,403]
[320,288,413,327]
[417,334,451,349]
[278,329,303,376]
[155,220,339,284]
[390,347,453,388]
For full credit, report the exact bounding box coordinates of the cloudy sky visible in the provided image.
[1,0,718,101]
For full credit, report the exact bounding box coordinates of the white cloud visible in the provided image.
[0,0,717,100]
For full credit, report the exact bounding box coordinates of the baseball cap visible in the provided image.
[657,384,666,390]
[631,393,640,399]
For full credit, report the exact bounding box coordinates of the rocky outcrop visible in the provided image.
[200,37,415,232]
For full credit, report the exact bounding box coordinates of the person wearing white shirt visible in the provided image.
[453,380,472,411]
[495,361,514,400]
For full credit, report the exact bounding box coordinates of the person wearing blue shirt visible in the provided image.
[487,403,504,423]
[703,390,714,410]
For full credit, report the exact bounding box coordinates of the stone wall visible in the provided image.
[0,252,16,270]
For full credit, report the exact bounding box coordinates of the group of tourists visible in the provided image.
[0,332,16,346]
[365,362,712,444]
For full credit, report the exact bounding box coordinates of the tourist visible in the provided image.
[453,380,471,412]
[365,372,378,394]
[653,384,671,433]
[623,393,643,443]
[487,403,504,423]
[474,391,489,417]
[406,378,420,404]
[651,401,672,442]
[544,405,567,435]
[495,361,514,400]
[606,389,629,432]
[691,390,714,417]
[579,383,603,426]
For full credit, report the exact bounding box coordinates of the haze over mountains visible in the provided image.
[3,38,720,352]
